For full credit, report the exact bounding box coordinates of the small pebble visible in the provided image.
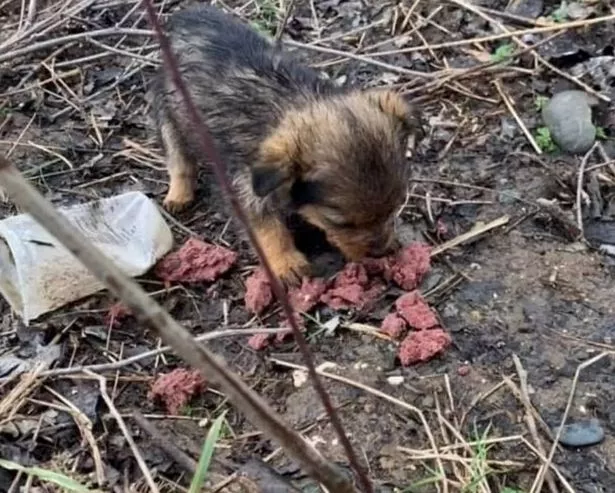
[387,376,404,386]
[542,90,596,154]
[292,369,308,388]
[557,418,605,448]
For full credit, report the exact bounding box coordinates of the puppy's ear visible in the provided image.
[368,90,424,138]
[251,120,308,197]
[252,129,301,197]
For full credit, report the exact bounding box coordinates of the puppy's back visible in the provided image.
[166,6,268,71]
[165,5,331,97]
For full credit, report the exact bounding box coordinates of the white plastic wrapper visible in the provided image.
[0,191,174,324]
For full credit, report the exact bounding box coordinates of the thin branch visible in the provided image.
[494,79,542,155]
[275,0,296,41]
[510,356,558,493]
[140,1,371,491]
[88,371,160,493]
[37,327,291,378]
[447,0,610,102]
[284,38,436,79]
[370,12,615,61]
[430,215,510,256]
[0,27,153,64]
[576,143,598,234]
[25,0,38,26]
[404,30,566,96]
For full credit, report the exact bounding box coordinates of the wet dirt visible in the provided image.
[1,0,614,491]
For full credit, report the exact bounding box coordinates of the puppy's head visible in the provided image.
[251,90,420,260]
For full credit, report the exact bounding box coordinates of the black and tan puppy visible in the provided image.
[151,5,421,284]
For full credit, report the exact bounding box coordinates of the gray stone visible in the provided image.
[557,418,605,448]
[542,90,596,154]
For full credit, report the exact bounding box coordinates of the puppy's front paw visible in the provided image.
[268,248,310,286]
[253,216,311,285]
[163,184,194,212]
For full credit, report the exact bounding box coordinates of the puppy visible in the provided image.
[150,5,421,284]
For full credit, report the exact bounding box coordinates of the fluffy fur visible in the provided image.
[150,5,422,283]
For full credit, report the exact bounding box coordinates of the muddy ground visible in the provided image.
[0,0,614,492]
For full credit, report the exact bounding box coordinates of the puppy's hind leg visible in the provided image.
[161,122,197,212]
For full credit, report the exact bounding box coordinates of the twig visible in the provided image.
[2,67,80,98]
[437,117,467,160]
[0,0,94,51]
[270,357,449,493]
[519,438,575,493]
[576,143,598,234]
[370,12,615,62]
[53,43,158,68]
[87,371,160,493]
[0,27,153,64]
[400,29,565,96]
[360,6,444,55]
[400,452,522,468]
[399,435,522,454]
[140,2,369,491]
[586,159,615,173]
[448,0,610,102]
[430,215,510,256]
[44,386,106,486]
[0,361,49,421]
[308,0,321,35]
[274,0,295,41]
[6,114,35,158]
[308,19,386,47]
[404,27,565,96]
[510,356,558,493]
[535,198,583,241]
[87,38,159,66]
[530,352,614,493]
[27,140,74,169]
[478,6,550,27]
[283,38,437,79]
[433,389,465,486]
[38,327,292,378]
[399,0,422,33]
[494,79,542,154]
[25,0,37,26]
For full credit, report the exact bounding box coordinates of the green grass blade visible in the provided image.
[188,411,227,493]
[0,459,103,492]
